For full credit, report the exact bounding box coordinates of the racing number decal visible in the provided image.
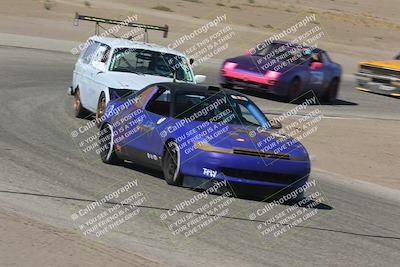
[310,71,324,84]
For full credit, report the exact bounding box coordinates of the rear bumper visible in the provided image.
[221,75,286,96]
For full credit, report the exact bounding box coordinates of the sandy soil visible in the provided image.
[0,208,159,266]
[1,0,400,73]
[302,118,400,190]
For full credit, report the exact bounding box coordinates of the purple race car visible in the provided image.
[220,41,342,102]
[99,83,310,198]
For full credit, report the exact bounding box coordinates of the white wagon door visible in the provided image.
[86,44,111,111]
[79,41,100,112]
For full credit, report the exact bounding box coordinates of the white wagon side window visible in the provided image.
[82,40,100,64]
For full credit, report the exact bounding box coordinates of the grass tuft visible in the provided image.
[43,0,54,10]
[84,1,91,8]
[152,5,174,12]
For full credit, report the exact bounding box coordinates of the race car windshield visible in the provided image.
[174,92,270,128]
[256,43,309,65]
[109,48,193,82]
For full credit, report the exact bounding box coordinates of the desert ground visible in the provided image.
[1,0,400,72]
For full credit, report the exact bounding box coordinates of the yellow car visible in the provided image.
[356,54,400,97]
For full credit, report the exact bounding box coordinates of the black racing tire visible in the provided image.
[96,92,106,127]
[162,140,184,186]
[99,123,123,165]
[323,78,339,103]
[286,78,301,101]
[73,88,87,118]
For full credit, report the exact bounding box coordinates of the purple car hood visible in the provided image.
[197,124,308,160]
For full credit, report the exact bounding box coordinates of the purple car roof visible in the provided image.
[270,40,324,53]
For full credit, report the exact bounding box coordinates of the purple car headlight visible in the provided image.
[194,141,233,154]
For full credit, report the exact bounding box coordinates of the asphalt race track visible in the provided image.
[0,46,400,267]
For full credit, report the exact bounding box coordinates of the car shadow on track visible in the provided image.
[122,161,332,210]
[212,184,333,211]
[123,161,165,179]
[233,193,333,210]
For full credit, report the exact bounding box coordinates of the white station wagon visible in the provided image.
[69,36,206,120]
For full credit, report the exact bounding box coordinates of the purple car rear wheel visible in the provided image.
[323,78,339,103]
[287,78,301,101]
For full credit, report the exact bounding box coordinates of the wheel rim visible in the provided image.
[167,143,180,181]
[74,90,80,112]
[99,125,113,161]
[96,95,106,121]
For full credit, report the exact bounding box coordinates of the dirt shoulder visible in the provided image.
[1,0,400,74]
[302,118,400,190]
[0,208,159,267]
